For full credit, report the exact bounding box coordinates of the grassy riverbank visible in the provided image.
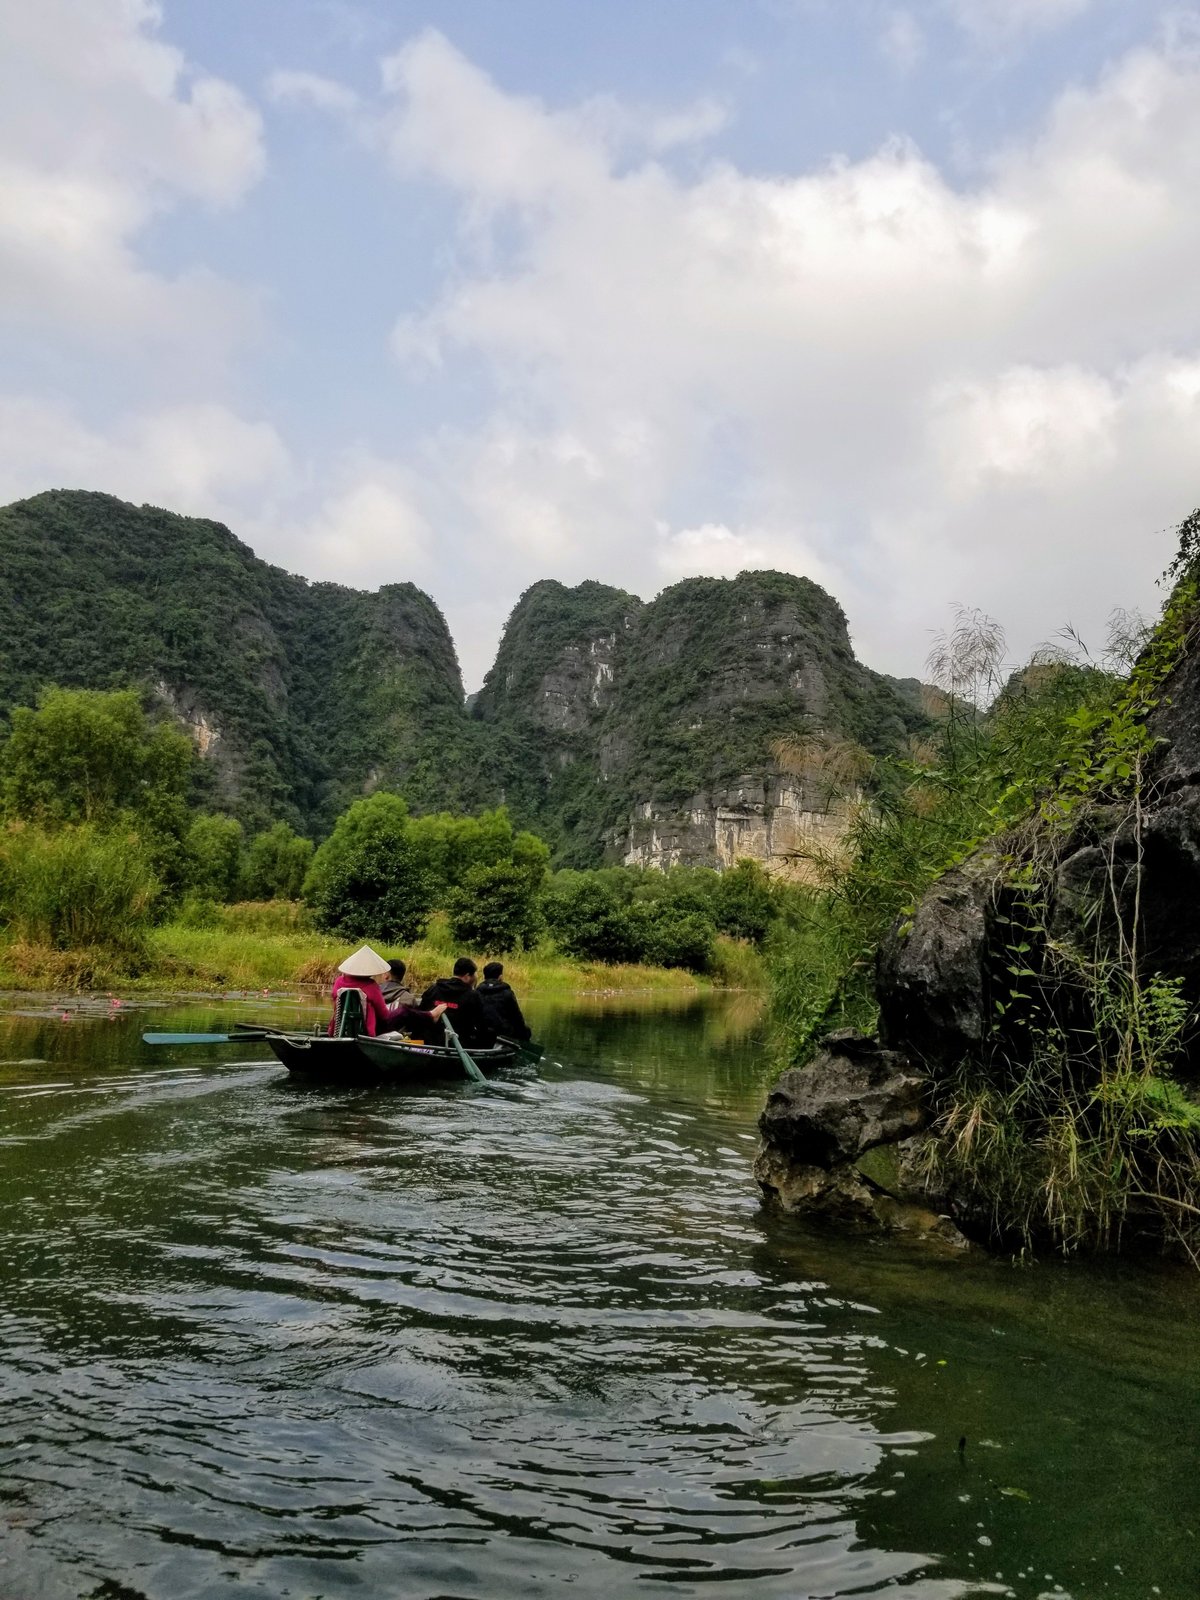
[0,901,762,996]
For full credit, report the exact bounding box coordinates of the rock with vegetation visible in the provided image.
[760,515,1200,1261]
[753,1031,965,1244]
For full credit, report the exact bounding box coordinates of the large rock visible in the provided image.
[758,1030,928,1166]
[754,1032,967,1245]
[876,863,993,1068]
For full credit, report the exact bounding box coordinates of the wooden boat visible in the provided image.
[143,1021,535,1086]
[264,1028,522,1083]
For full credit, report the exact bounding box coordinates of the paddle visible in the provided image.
[497,1034,544,1065]
[143,1030,274,1046]
[440,1011,487,1084]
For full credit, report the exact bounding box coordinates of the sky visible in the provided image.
[2,1,1198,689]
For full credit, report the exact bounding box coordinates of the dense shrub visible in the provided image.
[0,823,160,952]
[240,821,313,900]
[711,859,778,943]
[630,903,716,971]
[447,860,546,952]
[186,814,244,902]
[309,842,437,943]
[542,874,640,963]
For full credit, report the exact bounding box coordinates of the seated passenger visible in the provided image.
[477,961,532,1042]
[328,945,445,1037]
[381,958,417,1007]
[418,956,493,1047]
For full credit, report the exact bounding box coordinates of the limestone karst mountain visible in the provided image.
[0,490,929,863]
[0,490,482,834]
[472,570,931,869]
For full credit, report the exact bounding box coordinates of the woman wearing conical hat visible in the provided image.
[328,944,447,1038]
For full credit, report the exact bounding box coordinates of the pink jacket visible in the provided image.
[328,974,429,1037]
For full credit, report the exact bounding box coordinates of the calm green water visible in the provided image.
[0,990,1196,1599]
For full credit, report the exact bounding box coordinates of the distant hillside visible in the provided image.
[0,490,481,833]
[473,570,933,869]
[0,490,931,865]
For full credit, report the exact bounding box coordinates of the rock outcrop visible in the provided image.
[757,609,1200,1251]
[753,1031,967,1245]
[615,773,859,872]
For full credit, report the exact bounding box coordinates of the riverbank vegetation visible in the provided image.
[0,686,773,994]
[765,512,1200,1260]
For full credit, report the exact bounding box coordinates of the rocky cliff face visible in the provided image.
[475,568,929,867]
[0,491,929,859]
[616,775,859,872]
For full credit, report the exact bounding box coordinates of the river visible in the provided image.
[0,990,1196,1599]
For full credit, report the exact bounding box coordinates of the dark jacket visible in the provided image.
[381,978,417,1007]
[477,979,531,1042]
[418,977,493,1047]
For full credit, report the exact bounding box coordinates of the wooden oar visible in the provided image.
[143,1031,273,1045]
[440,1012,486,1084]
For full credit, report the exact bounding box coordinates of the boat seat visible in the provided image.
[333,986,369,1037]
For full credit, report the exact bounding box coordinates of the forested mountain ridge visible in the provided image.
[0,490,929,865]
[472,570,932,868]
[0,491,480,833]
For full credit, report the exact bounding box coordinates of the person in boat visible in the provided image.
[418,956,493,1047]
[381,958,417,1007]
[477,961,531,1042]
[329,945,446,1038]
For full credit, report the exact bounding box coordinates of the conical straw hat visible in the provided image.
[337,944,391,977]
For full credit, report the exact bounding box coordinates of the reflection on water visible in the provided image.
[0,989,1196,1599]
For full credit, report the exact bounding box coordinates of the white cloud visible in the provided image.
[880,9,926,72]
[944,0,1095,42]
[0,397,290,515]
[361,28,1200,682]
[266,68,361,116]
[0,0,265,359]
[288,469,432,581]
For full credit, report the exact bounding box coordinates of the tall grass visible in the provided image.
[0,823,159,953]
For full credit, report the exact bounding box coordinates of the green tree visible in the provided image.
[185,814,244,902]
[1,687,193,838]
[542,874,639,963]
[630,902,716,972]
[240,821,313,900]
[448,860,547,952]
[712,859,777,944]
[303,791,410,903]
[407,806,549,893]
[304,791,436,942]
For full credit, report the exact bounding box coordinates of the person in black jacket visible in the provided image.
[477,962,531,1042]
[418,957,493,1047]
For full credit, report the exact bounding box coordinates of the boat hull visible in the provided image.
[263,1030,520,1083]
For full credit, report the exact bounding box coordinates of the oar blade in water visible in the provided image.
[498,1035,544,1064]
